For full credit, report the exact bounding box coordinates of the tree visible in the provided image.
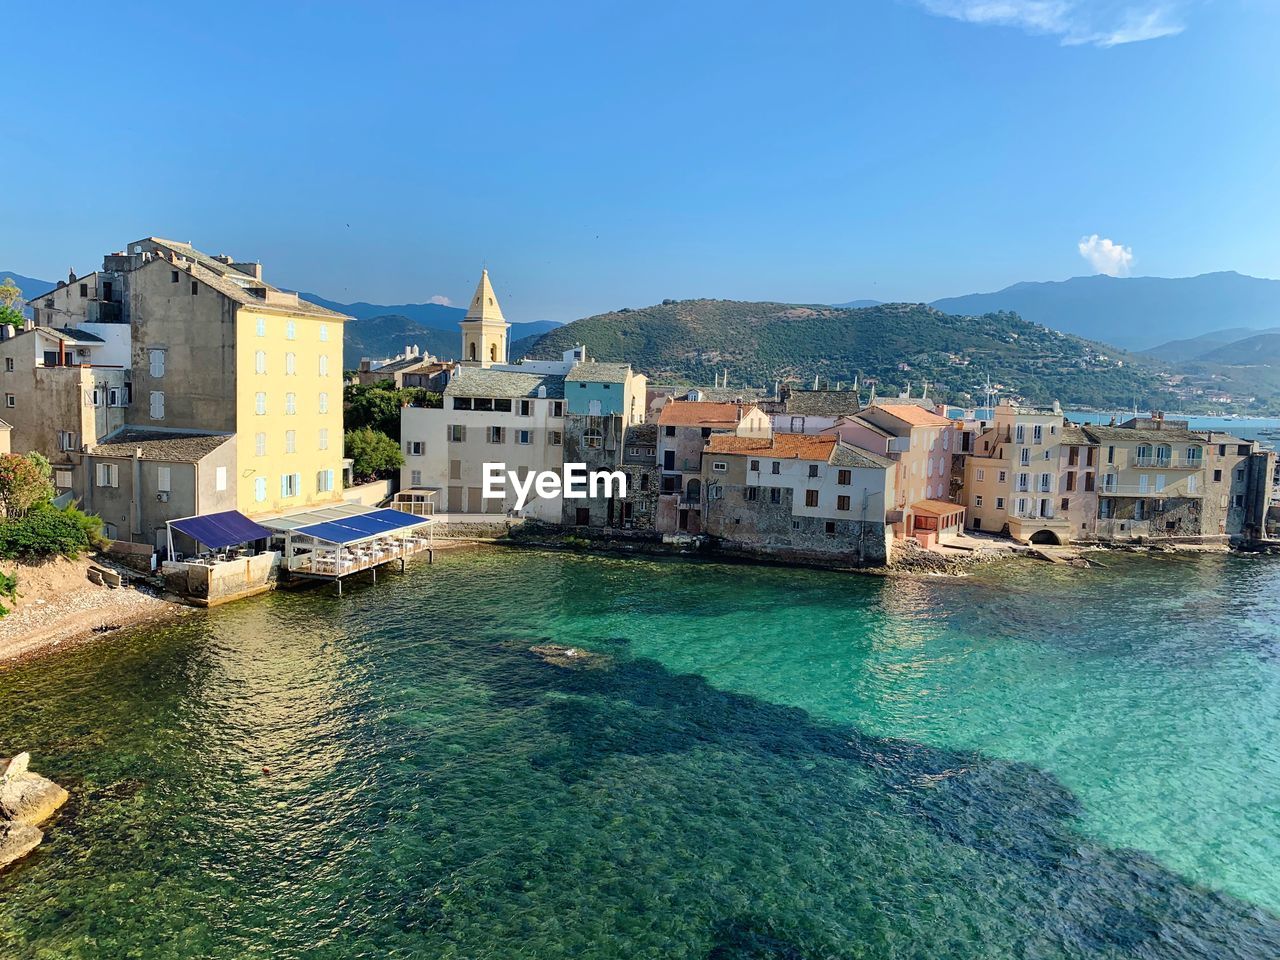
[344,427,404,483]
[345,384,406,439]
[0,277,23,329]
[0,453,55,518]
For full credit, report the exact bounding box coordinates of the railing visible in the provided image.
[391,499,435,516]
[1098,483,1201,497]
[1133,456,1203,469]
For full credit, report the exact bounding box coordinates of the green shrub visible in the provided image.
[0,570,17,619]
[0,503,106,562]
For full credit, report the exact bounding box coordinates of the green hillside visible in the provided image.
[522,299,1179,410]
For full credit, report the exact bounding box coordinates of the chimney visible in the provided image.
[231,261,263,281]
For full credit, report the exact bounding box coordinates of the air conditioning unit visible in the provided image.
[156,492,170,503]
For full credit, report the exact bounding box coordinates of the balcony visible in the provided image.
[1132,455,1203,470]
[1097,483,1202,498]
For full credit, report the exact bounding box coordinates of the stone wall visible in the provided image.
[704,482,889,565]
[560,413,626,527]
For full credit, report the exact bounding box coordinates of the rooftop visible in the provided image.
[784,389,863,417]
[444,367,566,399]
[831,444,895,469]
[1059,424,1093,445]
[1082,424,1207,445]
[864,403,954,428]
[140,238,349,321]
[704,432,893,468]
[378,354,443,374]
[912,498,965,517]
[42,327,106,344]
[704,432,837,460]
[657,400,751,428]
[624,423,658,444]
[565,361,634,383]
[91,428,233,462]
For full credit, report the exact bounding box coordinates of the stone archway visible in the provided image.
[1029,529,1062,546]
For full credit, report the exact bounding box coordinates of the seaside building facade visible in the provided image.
[825,402,958,542]
[80,429,237,545]
[2,237,350,541]
[400,367,567,521]
[962,400,1072,544]
[560,361,647,528]
[700,430,896,564]
[1086,416,1271,542]
[619,423,660,530]
[656,400,771,534]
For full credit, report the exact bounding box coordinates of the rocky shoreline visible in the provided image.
[0,753,68,872]
[0,556,189,669]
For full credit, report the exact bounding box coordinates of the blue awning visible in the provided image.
[169,511,274,549]
[292,509,430,545]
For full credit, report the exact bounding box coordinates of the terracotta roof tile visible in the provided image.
[911,499,965,516]
[704,432,837,461]
[866,403,954,428]
[657,401,750,427]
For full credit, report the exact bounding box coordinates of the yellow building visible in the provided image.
[121,238,351,517]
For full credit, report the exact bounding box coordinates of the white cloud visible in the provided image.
[1078,234,1134,276]
[915,1,1185,47]
[429,294,453,306]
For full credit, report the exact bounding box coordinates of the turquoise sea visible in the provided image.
[1,548,1279,958]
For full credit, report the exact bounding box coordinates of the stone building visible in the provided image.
[354,347,454,390]
[656,400,771,534]
[619,423,660,531]
[771,388,863,435]
[80,429,238,547]
[1085,416,1272,542]
[0,322,129,498]
[700,432,896,565]
[3,237,350,534]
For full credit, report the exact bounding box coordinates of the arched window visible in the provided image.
[490,343,498,362]
[468,342,477,361]
[584,429,603,449]
[686,478,702,503]
[1136,444,1152,464]
[1156,444,1171,466]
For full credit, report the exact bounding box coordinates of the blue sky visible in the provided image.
[2,1,1277,321]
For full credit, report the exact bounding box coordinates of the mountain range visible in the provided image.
[521,299,1175,410]
[917,272,1280,351]
[7,267,1280,408]
[0,273,561,367]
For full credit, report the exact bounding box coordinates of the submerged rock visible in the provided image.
[0,821,43,870]
[0,753,69,872]
[529,644,611,670]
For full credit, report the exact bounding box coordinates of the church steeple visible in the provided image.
[459,268,510,367]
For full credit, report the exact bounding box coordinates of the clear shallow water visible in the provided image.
[1,549,1278,958]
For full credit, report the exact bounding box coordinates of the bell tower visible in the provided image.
[459,269,510,368]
